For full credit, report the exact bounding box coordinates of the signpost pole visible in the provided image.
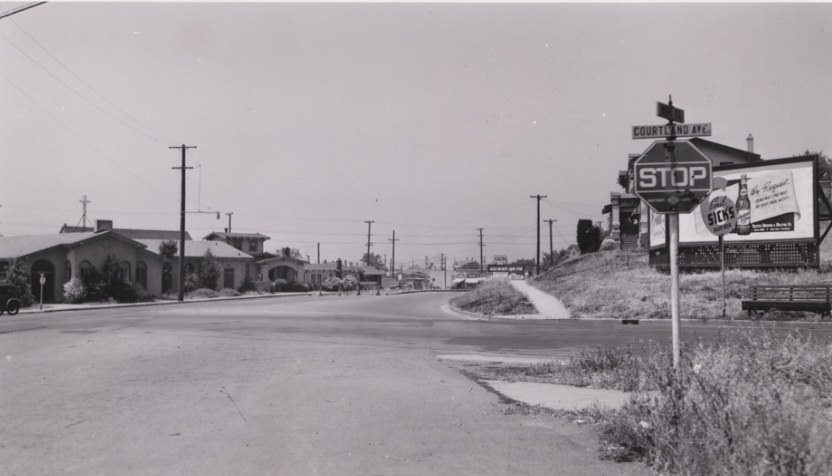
[669,213,681,368]
[39,272,44,312]
[720,235,726,320]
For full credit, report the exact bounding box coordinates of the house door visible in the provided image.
[31,259,55,303]
[223,268,234,289]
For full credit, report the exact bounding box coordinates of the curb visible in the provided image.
[18,292,319,315]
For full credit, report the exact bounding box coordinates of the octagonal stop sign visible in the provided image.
[633,140,713,214]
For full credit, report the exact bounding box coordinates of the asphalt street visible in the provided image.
[3,292,829,475]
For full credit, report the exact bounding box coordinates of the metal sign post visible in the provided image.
[669,213,680,368]
[39,272,45,312]
[633,96,713,369]
[700,193,738,319]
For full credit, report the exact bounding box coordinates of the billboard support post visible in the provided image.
[720,235,726,320]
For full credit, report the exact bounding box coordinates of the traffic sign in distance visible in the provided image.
[657,101,685,123]
[632,123,711,140]
[700,195,737,236]
[634,140,713,214]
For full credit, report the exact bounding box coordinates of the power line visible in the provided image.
[0,2,45,21]
[1,73,177,202]
[0,33,165,144]
[10,19,175,144]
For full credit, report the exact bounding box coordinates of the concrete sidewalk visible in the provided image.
[17,292,314,315]
[437,353,632,412]
[509,280,571,319]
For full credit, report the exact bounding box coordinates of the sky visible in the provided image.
[1,2,831,268]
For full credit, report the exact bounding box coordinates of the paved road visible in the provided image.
[3,293,828,475]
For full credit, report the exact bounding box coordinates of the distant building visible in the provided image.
[204,231,270,258]
[1,220,254,302]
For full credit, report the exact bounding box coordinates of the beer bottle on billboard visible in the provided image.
[736,174,751,235]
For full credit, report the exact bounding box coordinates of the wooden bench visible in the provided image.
[741,285,832,318]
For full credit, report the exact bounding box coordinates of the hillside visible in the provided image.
[532,250,832,320]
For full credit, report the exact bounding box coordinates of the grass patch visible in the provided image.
[528,331,832,474]
[533,250,831,320]
[450,279,536,316]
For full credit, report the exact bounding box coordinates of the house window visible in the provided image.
[79,260,93,280]
[136,262,147,289]
[65,261,72,283]
[248,240,258,252]
[118,261,131,282]
[223,267,235,289]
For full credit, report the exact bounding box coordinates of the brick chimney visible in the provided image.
[747,133,754,153]
[95,219,113,233]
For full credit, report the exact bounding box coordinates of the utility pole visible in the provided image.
[477,228,484,273]
[77,195,92,230]
[225,212,234,233]
[441,253,447,289]
[317,242,320,264]
[364,220,375,267]
[388,230,399,279]
[170,144,196,302]
[544,218,557,267]
[530,194,548,275]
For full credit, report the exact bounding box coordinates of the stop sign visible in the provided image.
[633,140,713,214]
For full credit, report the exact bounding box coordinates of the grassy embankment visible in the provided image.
[532,250,832,320]
[450,279,536,316]
[511,332,832,475]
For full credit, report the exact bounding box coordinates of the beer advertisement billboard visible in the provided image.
[650,156,817,248]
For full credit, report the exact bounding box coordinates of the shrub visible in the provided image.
[188,288,218,299]
[254,280,271,293]
[63,277,86,304]
[341,275,359,291]
[270,279,288,292]
[218,288,240,297]
[199,250,222,290]
[321,276,342,292]
[238,275,257,293]
[183,272,199,293]
[132,282,153,302]
[7,263,34,307]
[596,332,832,475]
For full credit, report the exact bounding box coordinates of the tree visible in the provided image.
[159,240,178,259]
[360,252,387,271]
[199,249,222,290]
[277,247,304,260]
[458,261,480,270]
[577,219,601,254]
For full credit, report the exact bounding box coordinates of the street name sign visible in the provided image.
[656,101,684,123]
[634,140,713,214]
[632,123,712,140]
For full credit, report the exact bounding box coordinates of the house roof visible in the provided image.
[690,138,761,163]
[256,255,308,265]
[60,224,191,240]
[306,262,339,271]
[204,231,271,240]
[0,231,145,260]
[135,239,254,259]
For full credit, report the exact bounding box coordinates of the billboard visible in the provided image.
[650,156,816,247]
[648,156,820,268]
